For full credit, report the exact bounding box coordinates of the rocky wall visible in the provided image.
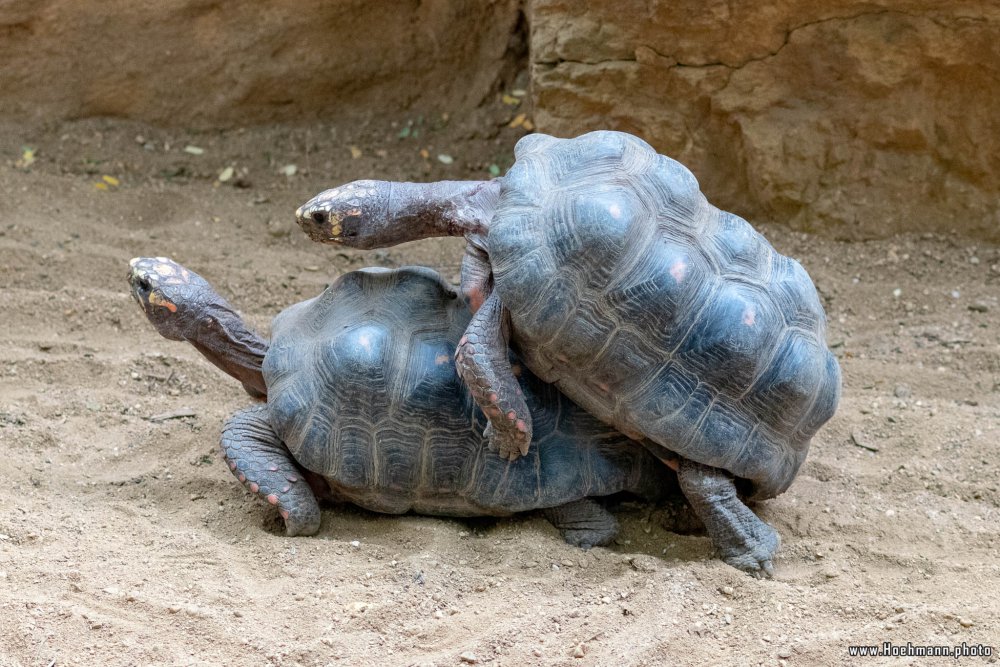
[530,2,1000,240]
[0,0,522,127]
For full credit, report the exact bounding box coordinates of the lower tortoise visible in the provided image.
[296,130,842,576]
[127,257,671,547]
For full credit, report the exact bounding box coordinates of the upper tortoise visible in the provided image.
[127,257,669,547]
[295,130,842,576]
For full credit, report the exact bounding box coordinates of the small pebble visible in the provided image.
[959,617,974,627]
[459,651,479,664]
[719,585,734,596]
[777,648,792,659]
[573,644,586,658]
[561,559,574,567]
[350,540,360,548]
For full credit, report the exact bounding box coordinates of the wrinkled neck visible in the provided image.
[184,300,269,399]
[383,180,501,243]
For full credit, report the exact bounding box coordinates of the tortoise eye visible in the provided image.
[136,277,152,292]
[311,210,328,226]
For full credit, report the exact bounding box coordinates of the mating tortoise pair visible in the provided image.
[132,131,839,576]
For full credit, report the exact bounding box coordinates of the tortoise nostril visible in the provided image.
[311,210,328,226]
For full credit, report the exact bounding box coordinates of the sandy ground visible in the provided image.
[0,116,998,667]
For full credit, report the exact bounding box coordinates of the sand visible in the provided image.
[0,116,997,666]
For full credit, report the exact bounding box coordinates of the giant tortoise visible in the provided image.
[294,130,841,575]
[127,257,669,546]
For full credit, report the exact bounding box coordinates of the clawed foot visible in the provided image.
[718,522,780,578]
[483,418,531,461]
[221,406,323,537]
[677,458,781,578]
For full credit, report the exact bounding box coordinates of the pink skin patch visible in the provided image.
[287,476,298,483]
[488,392,498,403]
[742,306,756,326]
[669,259,688,283]
[467,289,485,313]
[249,482,259,493]
[608,204,622,219]
[459,335,468,346]
[269,465,278,472]
[279,509,290,520]
[266,494,279,505]
[660,458,680,472]
[506,410,517,421]
[282,486,290,493]
[238,473,246,483]
[515,419,527,433]
[228,461,237,470]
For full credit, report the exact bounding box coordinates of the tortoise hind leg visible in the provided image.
[544,498,618,549]
[455,292,533,461]
[676,459,779,577]
[221,405,322,537]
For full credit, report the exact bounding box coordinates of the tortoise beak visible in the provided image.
[295,203,343,244]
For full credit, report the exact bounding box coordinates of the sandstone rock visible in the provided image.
[530,1,1000,241]
[0,0,522,127]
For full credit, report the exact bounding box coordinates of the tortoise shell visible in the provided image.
[488,131,841,499]
[262,266,663,516]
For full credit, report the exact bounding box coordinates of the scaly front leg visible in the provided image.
[455,293,532,461]
[221,405,322,536]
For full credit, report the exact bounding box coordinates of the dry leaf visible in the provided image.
[16,146,36,168]
[509,113,526,129]
[218,166,234,182]
[349,146,362,159]
[102,175,120,186]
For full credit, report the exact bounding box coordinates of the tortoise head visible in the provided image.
[295,180,390,249]
[128,256,211,341]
